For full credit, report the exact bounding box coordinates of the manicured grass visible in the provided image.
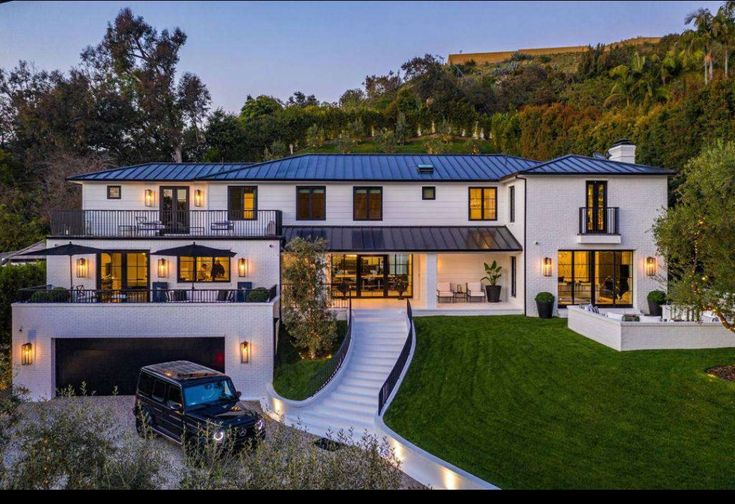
[273,321,347,401]
[384,316,735,489]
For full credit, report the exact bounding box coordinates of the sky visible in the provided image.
[0,1,723,112]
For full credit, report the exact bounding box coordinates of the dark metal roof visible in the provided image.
[283,226,523,252]
[206,154,539,182]
[519,155,674,176]
[68,162,254,182]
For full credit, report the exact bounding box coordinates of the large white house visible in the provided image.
[12,140,672,400]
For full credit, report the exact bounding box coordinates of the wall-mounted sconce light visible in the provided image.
[145,189,154,207]
[76,258,88,278]
[240,341,250,363]
[194,189,203,207]
[21,342,33,366]
[238,258,249,277]
[158,258,169,278]
[645,256,657,277]
[542,257,552,277]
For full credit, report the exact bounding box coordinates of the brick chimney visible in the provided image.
[607,138,636,164]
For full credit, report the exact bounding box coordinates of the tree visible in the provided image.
[281,238,337,359]
[394,112,409,145]
[653,140,735,332]
[286,91,319,108]
[338,88,365,110]
[685,8,716,84]
[305,123,325,149]
[239,95,283,123]
[713,3,735,77]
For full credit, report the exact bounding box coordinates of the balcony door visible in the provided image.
[160,186,190,234]
[97,251,149,302]
[585,181,607,233]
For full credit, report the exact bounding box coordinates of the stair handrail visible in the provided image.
[378,299,414,414]
[306,296,353,394]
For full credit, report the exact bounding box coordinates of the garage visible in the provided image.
[55,337,225,395]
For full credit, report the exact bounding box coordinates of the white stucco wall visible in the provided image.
[44,238,280,292]
[523,175,668,316]
[12,301,278,401]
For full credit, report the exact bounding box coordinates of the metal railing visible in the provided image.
[18,284,279,304]
[578,207,619,235]
[378,299,414,415]
[305,298,353,395]
[50,209,283,238]
[281,283,352,309]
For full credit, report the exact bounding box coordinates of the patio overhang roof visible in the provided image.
[282,226,522,253]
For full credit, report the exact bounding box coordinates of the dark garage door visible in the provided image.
[55,337,225,396]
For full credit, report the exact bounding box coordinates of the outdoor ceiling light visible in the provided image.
[158,258,169,278]
[21,343,33,366]
[145,189,154,207]
[76,258,88,278]
[238,258,249,277]
[645,256,657,277]
[240,341,250,364]
[542,257,552,277]
[194,189,203,207]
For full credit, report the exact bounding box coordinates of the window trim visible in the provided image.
[295,185,327,221]
[422,186,436,200]
[227,185,258,221]
[106,185,121,200]
[353,186,383,221]
[468,187,498,221]
[177,256,232,283]
[557,249,633,308]
[509,185,515,223]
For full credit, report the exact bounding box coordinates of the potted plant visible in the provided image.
[647,290,666,316]
[394,275,409,300]
[482,260,503,302]
[535,292,555,319]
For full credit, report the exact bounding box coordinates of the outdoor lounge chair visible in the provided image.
[437,282,454,303]
[466,282,485,303]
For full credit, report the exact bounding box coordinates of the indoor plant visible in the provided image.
[535,292,555,319]
[647,290,667,316]
[482,260,502,302]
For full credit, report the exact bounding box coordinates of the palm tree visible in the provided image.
[685,8,715,84]
[713,3,735,78]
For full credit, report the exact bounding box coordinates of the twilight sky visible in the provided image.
[0,1,722,112]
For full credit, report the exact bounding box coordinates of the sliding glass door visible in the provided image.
[331,254,412,298]
[557,250,632,307]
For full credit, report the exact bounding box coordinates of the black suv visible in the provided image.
[133,360,265,450]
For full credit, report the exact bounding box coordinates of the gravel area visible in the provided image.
[10,395,422,489]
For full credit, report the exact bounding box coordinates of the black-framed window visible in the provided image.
[509,185,515,223]
[353,187,382,221]
[585,181,607,233]
[178,256,231,283]
[468,187,497,221]
[228,186,257,220]
[107,185,121,199]
[422,186,436,200]
[557,250,633,307]
[296,186,326,220]
[511,256,517,297]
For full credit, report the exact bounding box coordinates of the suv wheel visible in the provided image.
[135,409,156,439]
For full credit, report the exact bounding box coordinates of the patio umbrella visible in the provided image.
[151,242,236,290]
[21,242,102,289]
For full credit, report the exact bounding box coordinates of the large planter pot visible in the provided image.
[485,285,501,303]
[648,300,663,317]
[536,300,554,319]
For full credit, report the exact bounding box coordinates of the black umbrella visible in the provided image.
[22,242,102,289]
[151,242,236,289]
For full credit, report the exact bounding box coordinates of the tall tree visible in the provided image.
[685,8,716,84]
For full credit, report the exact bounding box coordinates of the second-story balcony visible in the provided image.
[50,209,283,239]
[577,207,620,244]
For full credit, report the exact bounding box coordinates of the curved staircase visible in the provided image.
[280,309,409,437]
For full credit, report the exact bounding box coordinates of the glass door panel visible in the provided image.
[160,186,189,234]
[386,254,412,297]
[98,251,149,303]
[586,182,607,233]
[358,255,386,297]
[594,251,617,305]
[331,254,357,298]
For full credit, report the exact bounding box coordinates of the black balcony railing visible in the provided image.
[378,299,414,415]
[18,285,279,304]
[50,210,283,238]
[578,207,619,235]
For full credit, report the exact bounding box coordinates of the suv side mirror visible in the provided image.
[236,391,242,399]
[167,400,183,411]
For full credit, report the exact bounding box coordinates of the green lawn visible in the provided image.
[273,321,347,401]
[383,316,735,489]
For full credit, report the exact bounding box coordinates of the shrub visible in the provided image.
[30,287,69,303]
[535,292,555,303]
[246,287,270,303]
[647,290,667,304]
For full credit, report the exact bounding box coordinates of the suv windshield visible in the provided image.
[183,378,236,409]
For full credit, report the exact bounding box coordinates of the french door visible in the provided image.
[160,186,190,234]
[97,251,150,302]
[331,254,413,298]
[585,181,607,233]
